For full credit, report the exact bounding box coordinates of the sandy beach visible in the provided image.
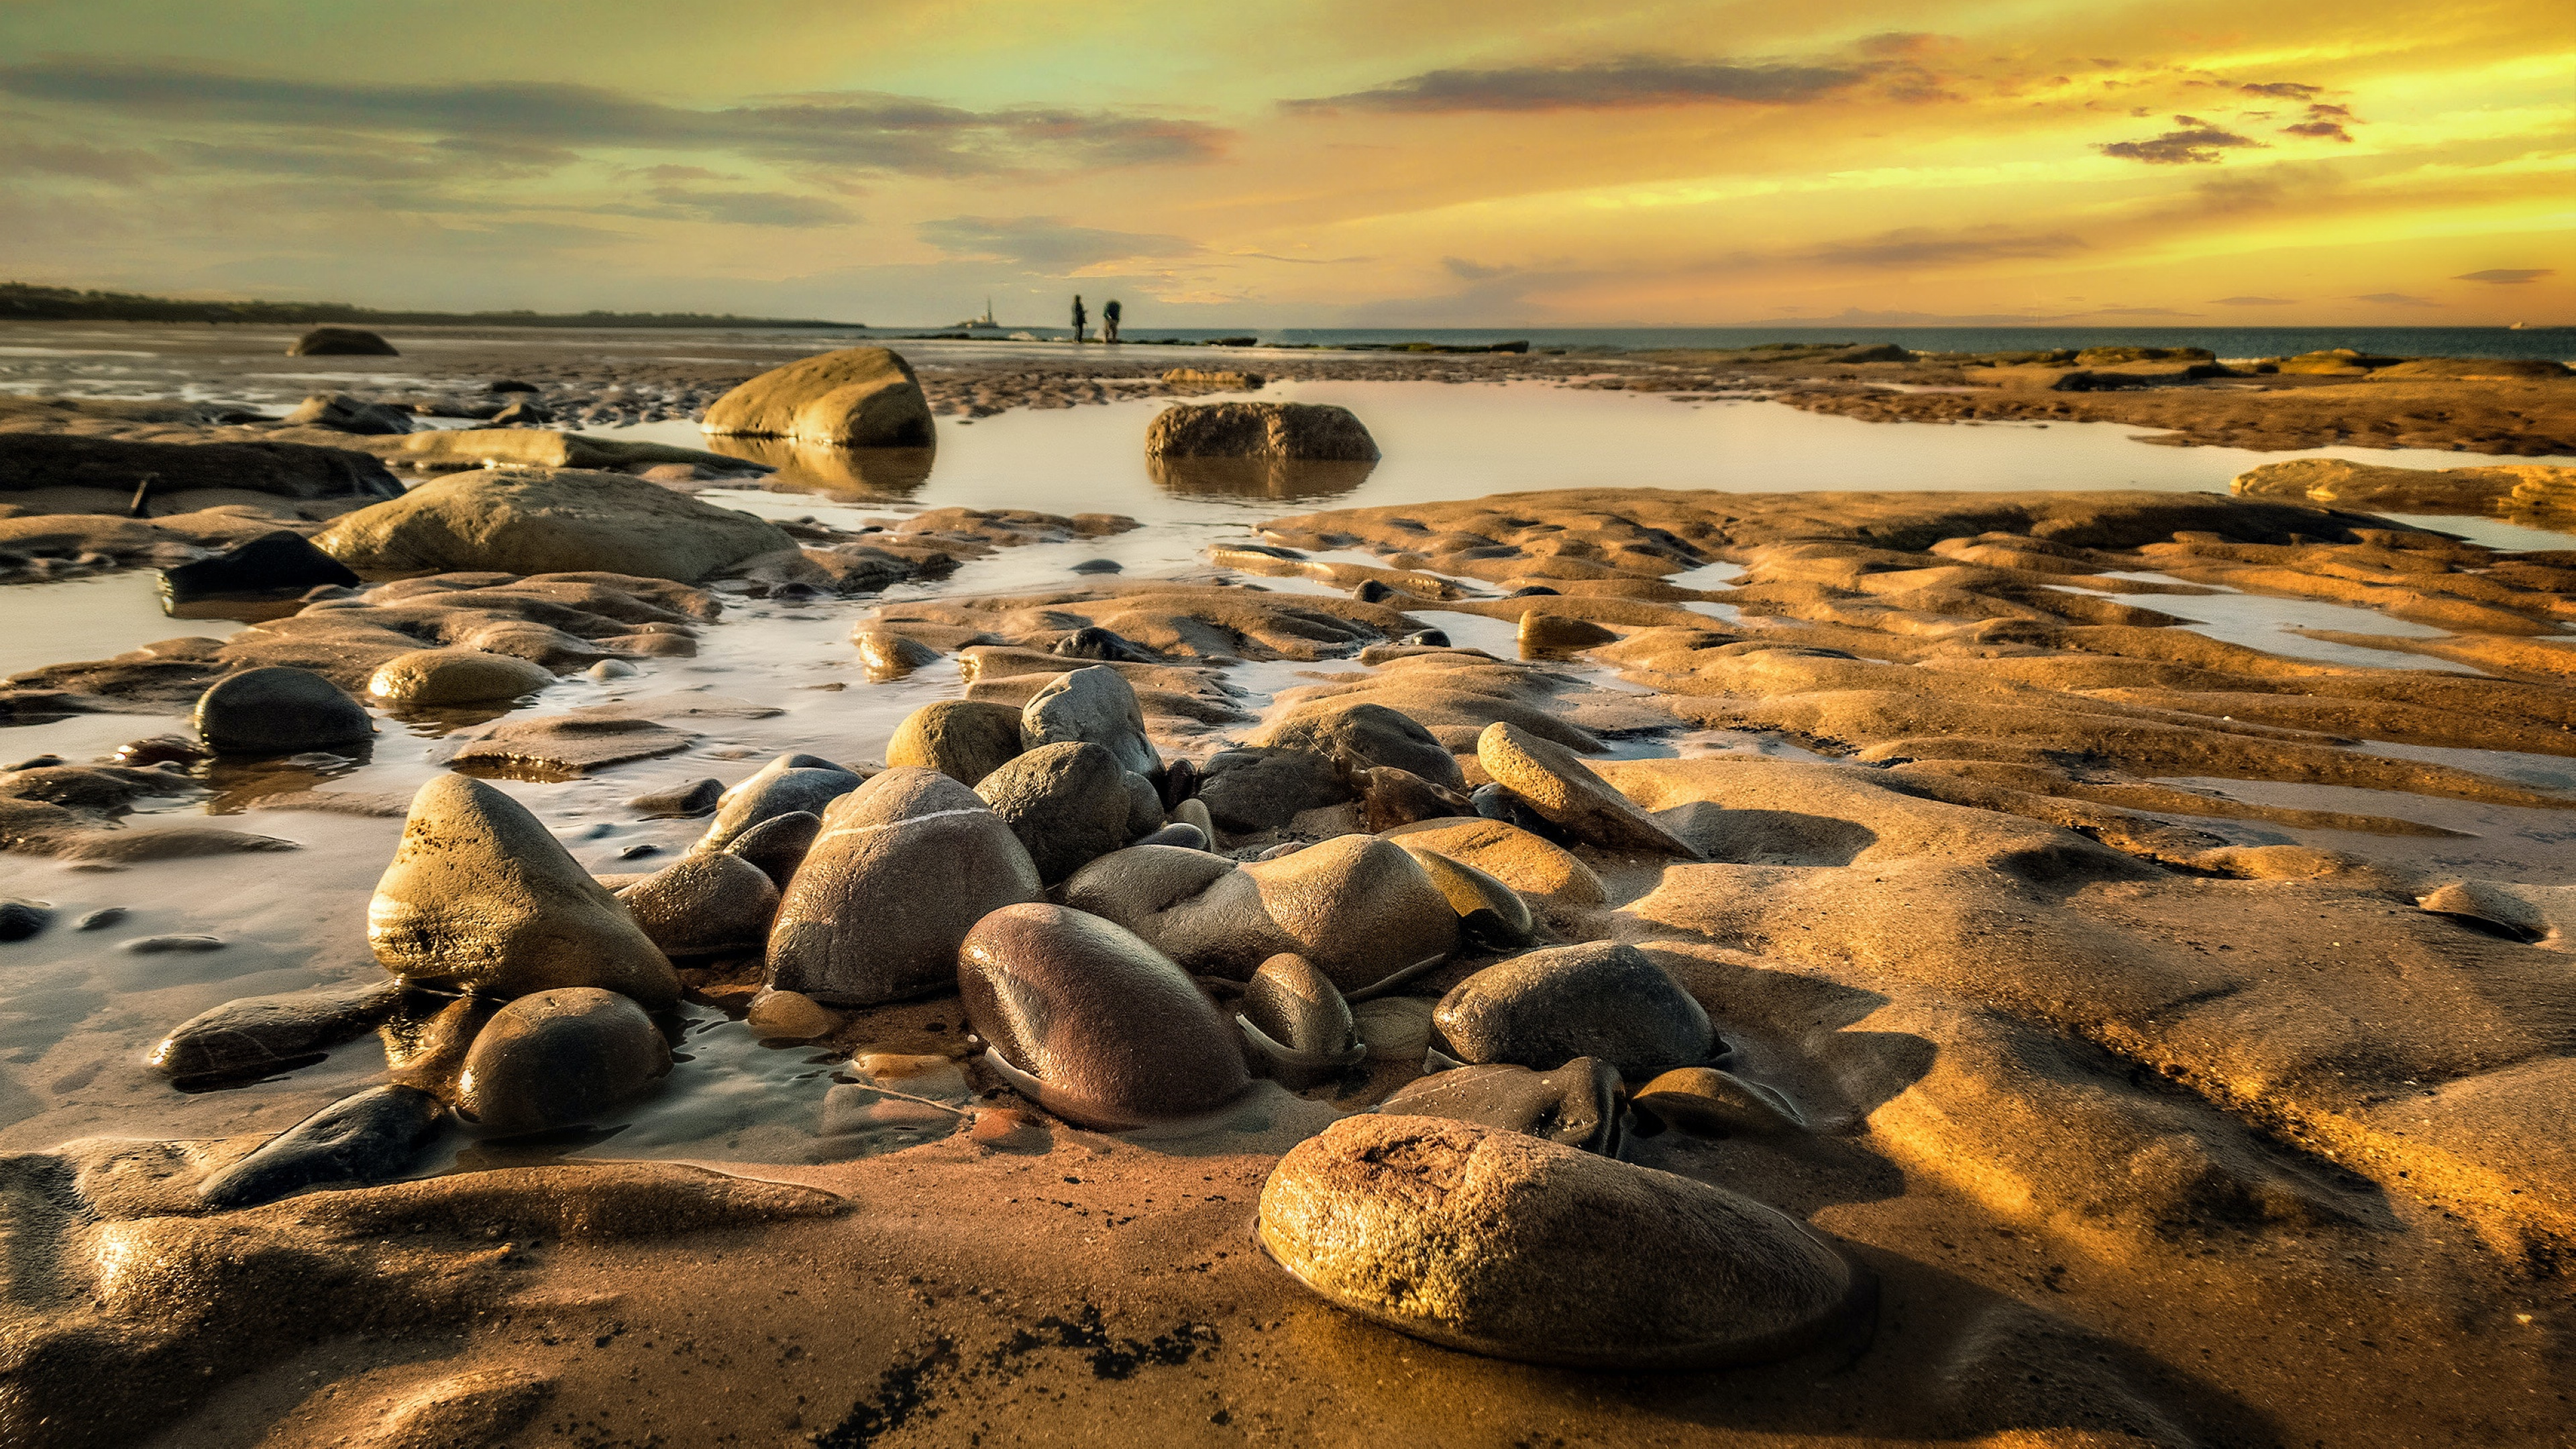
[0,327,2571,1448]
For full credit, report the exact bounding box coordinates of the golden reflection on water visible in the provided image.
[1145,455,1377,502]
[700,435,938,500]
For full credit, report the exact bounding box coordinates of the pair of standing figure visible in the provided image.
[1071,294,1120,343]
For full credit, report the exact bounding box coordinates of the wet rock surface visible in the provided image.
[694,751,863,851]
[314,464,798,582]
[1435,941,1713,1077]
[366,647,552,705]
[1022,665,1161,777]
[616,850,780,956]
[197,1083,448,1208]
[974,740,1134,883]
[884,698,1026,786]
[193,665,375,755]
[150,979,408,1080]
[455,987,674,1134]
[1379,1057,1623,1155]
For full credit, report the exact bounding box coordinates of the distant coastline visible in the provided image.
[0,282,857,329]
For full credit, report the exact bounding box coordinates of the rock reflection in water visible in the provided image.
[1147,454,1377,502]
[700,434,938,500]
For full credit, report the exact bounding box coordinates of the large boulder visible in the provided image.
[312,465,796,582]
[1257,1114,1860,1368]
[765,767,1043,1005]
[368,773,681,1008]
[700,347,935,447]
[353,430,759,474]
[1060,834,1456,991]
[957,902,1250,1129]
[1144,402,1379,461]
[288,326,398,356]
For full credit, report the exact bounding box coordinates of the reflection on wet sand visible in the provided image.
[701,434,937,500]
[1146,454,1377,502]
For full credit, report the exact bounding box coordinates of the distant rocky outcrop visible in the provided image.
[313,465,797,581]
[288,326,398,356]
[699,346,935,447]
[1144,402,1379,461]
[2233,457,2576,513]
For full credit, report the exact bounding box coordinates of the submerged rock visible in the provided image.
[616,851,780,956]
[1022,665,1161,778]
[197,1083,448,1209]
[447,714,692,776]
[766,767,1042,1005]
[745,987,837,1042]
[150,979,409,1081]
[455,987,673,1134]
[885,698,1025,787]
[957,902,1250,1129]
[367,648,553,706]
[1476,722,1699,857]
[368,773,680,1008]
[975,741,1134,883]
[694,753,863,852]
[1379,1057,1623,1155]
[1256,1114,1859,1368]
[1435,942,1712,1079]
[722,808,820,888]
[193,665,374,756]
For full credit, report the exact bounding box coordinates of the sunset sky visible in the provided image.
[1,1,2567,327]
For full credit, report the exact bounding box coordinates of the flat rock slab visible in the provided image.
[447,712,694,777]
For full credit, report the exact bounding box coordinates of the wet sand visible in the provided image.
[0,362,2571,1447]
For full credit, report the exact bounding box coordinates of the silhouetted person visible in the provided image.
[1071,294,1087,343]
[1102,298,1122,344]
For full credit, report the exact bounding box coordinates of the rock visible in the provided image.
[1162,368,1266,389]
[1630,1067,1802,1138]
[356,1367,555,1449]
[1195,747,1350,834]
[366,648,554,706]
[1067,558,1123,576]
[1353,996,1436,1061]
[590,659,638,681]
[1517,612,1617,653]
[447,713,690,776]
[159,530,362,608]
[1435,942,1713,1078]
[490,398,551,426]
[193,665,374,755]
[1134,822,1207,849]
[282,392,417,435]
[700,346,936,447]
[1354,765,1474,833]
[1144,402,1379,461]
[197,1084,448,1209]
[616,851,780,956]
[121,934,225,953]
[722,809,820,888]
[853,629,941,680]
[358,431,759,474]
[149,979,409,1080]
[627,777,722,818]
[1472,782,1556,835]
[1256,1114,1858,1368]
[378,994,498,1098]
[765,767,1042,1005]
[1062,834,1456,992]
[1120,769,1165,841]
[455,987,673,1134]
[885,699,1025,787]
[0,899,51,942]
[313,465,798,583]
[369,773,681,1008]
[1476,722,1699,857]
[1252,700,1462,790]
[2231,458,2576,512]
[288,326,398,356]
[1240,952,1363,1088]
[975,741,1133,883]
[1159,756,1200,808]
[1052,625,1155,661]
[1379,1058,1623,1155]
[74,906,124,930]
[1022,665,1160,777]
[957,902,1249,1129]
[745,987,836,1042]
[0,431,404,502]
[1171,796,1215,840]
[1395,845,1534,948]
[695,753,863,852]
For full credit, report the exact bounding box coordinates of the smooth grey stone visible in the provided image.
[1435,942,1713,1079]
[957,902,1248,1129]
[1158,755,1199,810]
[121,934,225,953]
[455,987,672,1134]
[160,530,359,607]
[974,741,1132,883]
[150,979,409,1080]
[766,768,1042,1006]
[722,808,820,888]
[1067,559,1124,576]
[74,906,125,931]
[1379,1057,1623,1155]
[197,1084,447,1209]
[1629,1067,1803,1138]
[1051,624,1152,661]
[1470,782,1556,836]
[1021,665,1159,778]
[1240,952,1361,1089]
[1134,822,1206,850]
[1120,768,1164,840]
[627,777,722,818]
[193,666,374,756]
[616,851,779,956]
[1401,630,1452,647]
[694,753,862,852]
[1195,747,1348,835]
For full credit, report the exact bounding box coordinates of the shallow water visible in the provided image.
[3,376,2573,1174]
